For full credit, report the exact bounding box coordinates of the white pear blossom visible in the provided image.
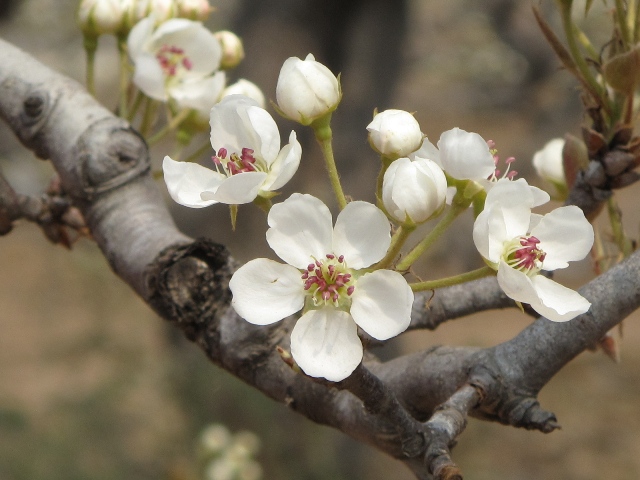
[215,30,245,70]
[176,0,213,21]
[533,138,566,187]
[382,157,447,224]
[127,16,222,102]
[230,194,414,381]
[367,109,423,158]
[276,54,340,125]
[222,79,265,108]
[163,95,301,206]
[473,180,593,322]
[78,0,127,36]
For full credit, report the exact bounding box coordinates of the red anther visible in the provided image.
[182,58,193,70]
[342,274,351,281]
[322,291,330,301]
[212,156,222,165]
[301,271,309,279]
[505,156,516,164]
[338,255,344,263]
[316,260,322,268]
[307,263,314,271]
[506,170,518,179]
[347,286,355,295]
[218,148,227,159]
[326,253,335,259]
[487,139,496,148]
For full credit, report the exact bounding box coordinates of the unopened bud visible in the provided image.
[367,109,423,158]
[215,30,245,70]
[131,0,177,25]
[176,0,213,21]
[77,0,126,37]
[222,79,265,108]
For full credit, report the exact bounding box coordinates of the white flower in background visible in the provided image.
[215,30,245,70]
[473,180,593,322]
[130,0,177,24]
[434,127,496,181]
[127,16,222,102]
[533,138,566,187]
[382,157,447,224]
[176,0,213,21]
[230,194,414,381]
[78,0,127,36]
[170,70,226,115]
[367,109,423,158]
[276,54,341,125]
[222,79,265,108]
[163,95,301,206]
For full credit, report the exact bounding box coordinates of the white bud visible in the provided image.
[131,0,177,25]
[222,79,265,108]
[276,53,340,125]
[215,31,245,70]
[532,138,566,186]
[176,0,213,21]
[382,157,447,224]
[367,109,423,158]
[78,0,126,36]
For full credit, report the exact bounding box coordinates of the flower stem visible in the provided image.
[607,196,634,258]
[117,37,130,118]
[148,109,191,146]
[410,266,494,292]
[83,36,98,96]
[615,0,631,48]
[396,203,467,271]
[139,97,159,138]
[127,91,144,122]
[253,195,273,214]
[312,114,347,210]
[371,224,415,270]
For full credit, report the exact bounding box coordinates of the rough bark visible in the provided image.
[1,39,638,479]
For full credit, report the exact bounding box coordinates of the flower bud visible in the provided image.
[176,0,213,21]
[532,138,566,187]
[276,53,340,125]
[367,109,423,158]
[222,79,265,108]
[214,30,245,70]
[78,0,126,37]
[382,157,447,224]
[131,0,177,25]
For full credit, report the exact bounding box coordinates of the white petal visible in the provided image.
[381,159,405,222]
[132,54,167,100]
[532,206,594,270]
[332,201,391,269]
[262,131,302,191]
[496,260,540,304]
[530,185,551,207]
[290,308,362,381]
[349,270,413,340]
[127,16,154,60]
[266,194,333,269]
[389,158,446,223]
[437,127,495,180]
[529,275,591,322]
[200,172,267,204]
[230,259,305,325]
[162,156,223,208]
[170,71,226,112]
[409,137,440,164]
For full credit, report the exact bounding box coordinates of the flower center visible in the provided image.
[487,140,518,182]
[301,254,355,307]
[156,44,193,77]
[212,148,267,176]
[503,235,546,274]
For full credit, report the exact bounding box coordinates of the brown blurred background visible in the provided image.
[1,1,640,479]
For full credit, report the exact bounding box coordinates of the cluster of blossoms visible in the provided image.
[162,51,594,381]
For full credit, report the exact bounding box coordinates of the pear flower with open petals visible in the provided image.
[229,194,414,381]
[473,180,593,322]
[127,16,222,102]
[163,95,301,206]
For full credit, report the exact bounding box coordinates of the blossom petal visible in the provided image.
[531,206,594,270]
[290,308,362,381]
[410,137,440,164]
[162,156,223,208]
[496,260,541,305]
[133,53,167,100]
[262,131,302,191]
[266,193,333,269]
[332,201,391,269]
[230,259,305,325]
[529,275,591,322]
[349,270,413,340]
[169,71,226,111]
[200,171,267,204]
[127,16,154,60]
[437,127,495,180]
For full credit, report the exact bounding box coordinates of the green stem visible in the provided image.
[312,114,347,210]
[634,0,640,43]
[615,0,631,49]
[557,2,610,115]
[396,203,467,271]
[126,91,144,122]
[117,37,130,118]
[371,224,415,270]
[410,266,494,292]
[253,195,273,214]
[607,196,634,258]
[148,109,191,146]
[139,97,158,138]
[83,36,98,96]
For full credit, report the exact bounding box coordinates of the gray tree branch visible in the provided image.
[1,38,638,479]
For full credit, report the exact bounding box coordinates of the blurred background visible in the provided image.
[1,0,640,479]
